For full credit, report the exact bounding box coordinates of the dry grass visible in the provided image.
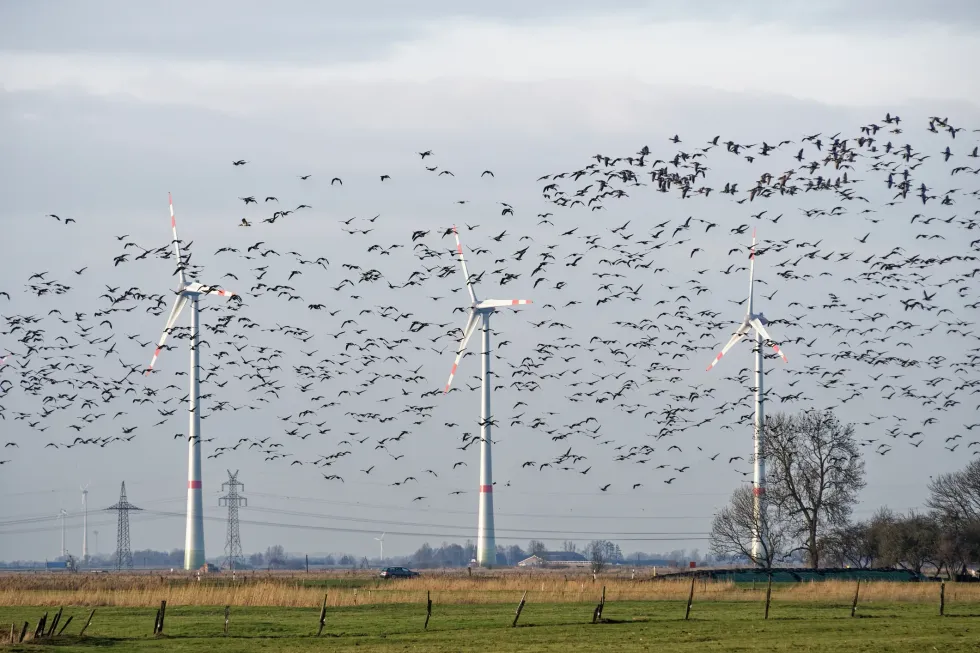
[0,570,976,609]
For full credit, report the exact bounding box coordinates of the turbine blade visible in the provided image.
[170,192,186,287]
[445,311,480,393]
[706,329,747,371]
[477,299,532,309]
[750,318,788,363]
[453,226,478,304]
[146,294,188,374]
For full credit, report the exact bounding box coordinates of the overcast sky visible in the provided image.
[1,1,979,564]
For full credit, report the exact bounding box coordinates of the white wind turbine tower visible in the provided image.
[145,192,238,571]
[81,483,90,562]
[375,532,385,564]
[444,226,532,567]
[59,508,68,558]
[706,229,788,563]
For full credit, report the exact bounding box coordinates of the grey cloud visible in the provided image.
[3,0,976,63]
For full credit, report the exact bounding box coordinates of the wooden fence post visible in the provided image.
[156,600,167,635]
[33,613,47,640]
[79,609,95,637]
[940,581,945,617]
[685,575,696,620]
[513,590,528,627]
[153,608,161,634]
[57,615,74,636]
[18,622,28,643]
[47,606,63,636]
[316,594,327,637]
[850,579,860,617]
[592,585,606,624]
[424,591,433,630]
[764,573,773,620]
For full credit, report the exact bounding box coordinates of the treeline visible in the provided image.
[403,539,701,569]
[823,508,980,576]
[711,409,980,577]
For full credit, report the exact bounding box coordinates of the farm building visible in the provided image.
[517,552,589,568]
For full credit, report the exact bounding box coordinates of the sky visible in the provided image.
[1,1,980,564]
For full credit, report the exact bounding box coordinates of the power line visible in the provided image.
[240,505,709,536]
[246,491,714,520]
[136,509,711,543]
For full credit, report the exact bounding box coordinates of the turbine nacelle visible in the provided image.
[176,281,236,299]
[471,299,532,313]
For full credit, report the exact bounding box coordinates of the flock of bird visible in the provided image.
[3,113,980,515]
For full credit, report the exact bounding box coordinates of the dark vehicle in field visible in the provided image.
[379,566,420,579]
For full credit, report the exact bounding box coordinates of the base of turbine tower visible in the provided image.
[184,549,205,571]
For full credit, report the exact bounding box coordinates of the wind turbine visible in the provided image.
[145,192,238,571]
[374,532,385,565]
[59,508,68,558]
[444,226,531,568]
[706,229,788,563]
[81,483,90,562]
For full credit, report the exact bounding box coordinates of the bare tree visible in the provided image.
[823,508,895,569]
[764,409,866,568]
[527,540,547,557]
[561,540,578,553]
[878,511,939,575]
[584,540,614,574]
[710,486,789,569]
[265,544,286,569]
[934,521,980,579]
[928,459,980,522]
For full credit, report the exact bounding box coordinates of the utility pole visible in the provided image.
[219,470,246,570]
[105,481,141,570]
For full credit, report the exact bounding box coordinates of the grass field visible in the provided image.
[2,573,979,652]
[3,571,979,607]
[3,600,980,652]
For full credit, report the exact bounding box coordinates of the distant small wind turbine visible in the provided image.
[375,532,385,564]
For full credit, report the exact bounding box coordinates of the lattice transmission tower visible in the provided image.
[219,470,246,570]
[105,481,141,570]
